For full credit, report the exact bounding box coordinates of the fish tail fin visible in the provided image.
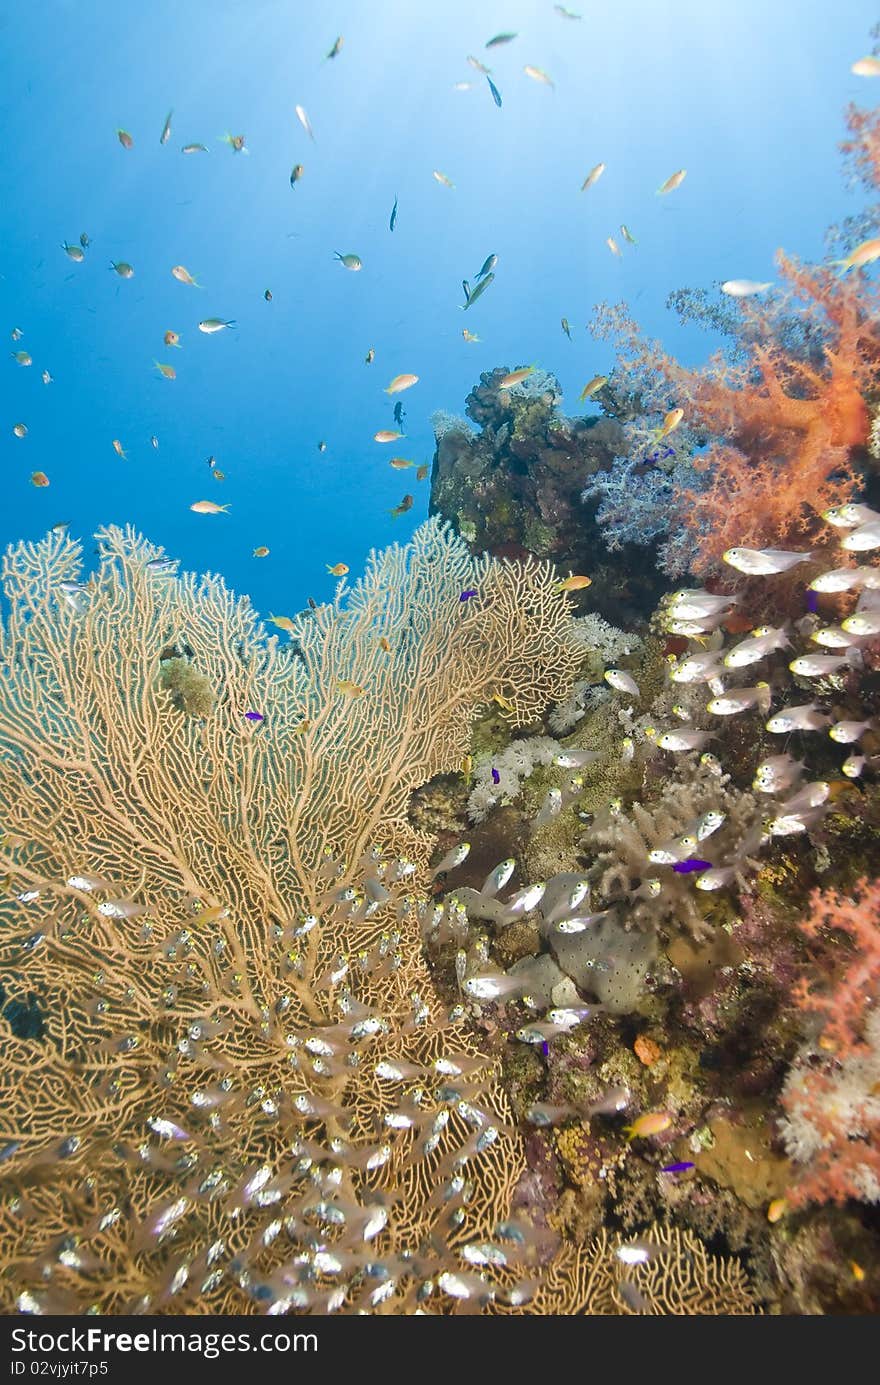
[221,504,232,513]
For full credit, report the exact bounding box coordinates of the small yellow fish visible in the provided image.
[163,330,181,347]
[192,903,231,925]
[461,754,474,780]
[30,470,50,487]
[374,430,403,443]
[212,468,225,480]
[385,373,419,394]
[555,574,592,592]
[657,407,684,441]
[850,1261,866,1282]
[153,361,176,380]
[581,161,605,190]
[462,329,480,342]
[578,375,608,401]
[268,615,296,634]
[606,236,621,257]
[365,347,375,364]
[623,1111,672,1142]
[112,439,127,459]
[220,132,247,153]
[190,500,230,514]
[12,350,32,365]
[378,637,391,653]
[657,168,687,195]
[498,366,534,389]
[117,128,133,149]
[433,170,455,188]
[466,55,491,74]
[620,224,637,245]
[171,265,201,286]
[327,563,349,576]
[492,691,515,712]
[416,464,429,481]
[837,236,880,272]
[523,65,554,87]
[293,719,312,735]
[389,457,414,469]
[337,680,364,697]
[253,546,270,558]
[767,1198,787,1224]
[852,56,880,76]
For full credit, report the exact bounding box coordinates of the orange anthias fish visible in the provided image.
[390,494,414,519]
[837,236,880,273]
[112,439,127,459]
[581,161,605,190]
[657,168,687,195]
[163,330,181,347]
[578,375,608,401]
[656,407,684,441]
[337,680,364,697]
[153,361,176,380]
[623,1111,672,1142]
[389,457,414,469]
[268,615,296,634]
[327,563,349,576]
[385,373,419,394]
[498,366,534,389]
[190,500,230,514]
[30,471,50,488]
[171,265,201,286]
[374,430,403,443]
[416,464,429,481]
[556,574,592,592]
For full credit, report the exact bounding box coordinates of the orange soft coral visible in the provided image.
[668,251,878,575]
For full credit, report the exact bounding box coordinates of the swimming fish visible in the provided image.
[385,373,418,394]
[79,233,90,248]
[486,32,517,47]
[766,703,830,734]
[389,457,414,469]
[390,494,414,519]
[389,196,398,232]
[840,522,880,552]
[581,162,605,190]
[475,254,497,279]
[561,317,572,340]
[809,564,880,592]
[365,347,375,363]
[656,407,684,441]
[220,133,247,153]
[393,401,406,428]
[823,502,880,528]
[116,128,133,149]
[431,843,471,878]
[198,318,236,333]
[620,224,638,245]
[788,653,852,677]
[499,366,534,389]
[416,464,429,480]
[657,169,686,194]
[606,236,622,257]
[723,624,790,667]
[836,236,880,272]
[852,56,880,76]
[723,547,814,575]
[110,261,134,278]
[160,110,173,144]
[268,615,296,634]
[656,728,712,751]
[433,170,455,188]
[374,430,403,443]
[190,500,230,514]
[153,361,175,380]
[327,563,349,576]
[604,669,639,696]
[462,329,480,342]
[335,252,362,270]
[253,547,270,558]
[111,439,126,458]
[30,471,49,487]
[523,65,554,87]
[171,265,200,285]
[290,164,305,187]
[555,574,591,592]
[623,1111,672,1141]
[337,680,364,698]
[467,55,492,74]
[721,279,773,296]
[163,330,181,347]
[62,242,84,262]
[554,4,581,16]
[181,143,209,154]
[487,76,503,107]
[12,423,26,438]
[706,683,771,716]
[579,375,608,401]
[326,35,344,60]
[462,272,494,308]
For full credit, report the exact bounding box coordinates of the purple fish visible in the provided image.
[660,1161,695,1174]
[491,768,501,785]
[244,711,264,722]
[541,1042,550,1057]
[672,858,712,874]
[459,589,478,602]
[805,589,819,613]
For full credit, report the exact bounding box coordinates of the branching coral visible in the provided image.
[0,518,585,1315]
[780,878,880,1208]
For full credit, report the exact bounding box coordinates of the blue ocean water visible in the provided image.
[1,0,877,613]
